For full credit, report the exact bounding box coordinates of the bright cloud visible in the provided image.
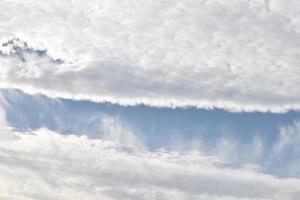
[0,127,299,200]
[1,0,300,112]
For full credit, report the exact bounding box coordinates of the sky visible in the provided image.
[1,0,300,199]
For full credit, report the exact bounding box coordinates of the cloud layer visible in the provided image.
[1,0,300,112]
[1,93,300,199]
[0,127,300,200]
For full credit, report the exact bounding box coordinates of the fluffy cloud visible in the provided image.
[1,0,300,112]
[0,128,300,200]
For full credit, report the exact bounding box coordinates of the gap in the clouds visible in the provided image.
[1,89,300,178]
[2,89,299,145]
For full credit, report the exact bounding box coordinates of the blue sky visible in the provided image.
[2,89,300,178]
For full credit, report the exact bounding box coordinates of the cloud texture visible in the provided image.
[0,127,300,200]
[1,93,300,199]
[1,0,300,112]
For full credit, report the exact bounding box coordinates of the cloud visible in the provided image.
[271,120,300,176]
[0,96,7,130]
[0,94,16,140]
[1,0,300,112]
[0,128,299,200]
[274,120,300,154]
[214,137,257,163]
[2,89,298,176]
[1,90,300,199]
[100,116,145,151]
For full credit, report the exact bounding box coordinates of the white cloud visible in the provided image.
[274,120,300,154]
[263,120,300,177]
[0,95,16,140]
[99,115,145,151]
[0,97,7,130]
[1,0,300,112]
[0,128,299,200]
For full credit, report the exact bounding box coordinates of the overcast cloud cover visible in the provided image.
[1,0,300,111]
